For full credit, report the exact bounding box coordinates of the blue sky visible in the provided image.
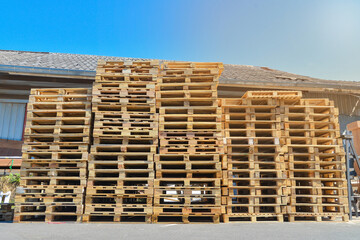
[0,0,359,81]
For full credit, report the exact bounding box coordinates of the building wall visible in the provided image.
[303,92,360,116]
[339,115,360,133]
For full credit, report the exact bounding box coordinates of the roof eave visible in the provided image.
[0,64,96,78]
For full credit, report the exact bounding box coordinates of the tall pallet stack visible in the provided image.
[14,88,91,222]
[281,97,349,221]
[221,92,290,222]
[153,62,224,223]
[83,60,159,223]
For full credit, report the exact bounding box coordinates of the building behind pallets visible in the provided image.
[13,88,91,222]
[1,50,360,180]
[83,60,159,223]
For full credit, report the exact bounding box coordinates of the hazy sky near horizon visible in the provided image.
[0,0,359,81]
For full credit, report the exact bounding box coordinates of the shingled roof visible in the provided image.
[0,49,359,91]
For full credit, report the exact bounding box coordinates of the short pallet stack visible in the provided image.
[221,90,349,222]
[153,62,224,223]
[281,97,349,221]
[221,92,288,222]
[14,88,91,222]
[83,60,159,223]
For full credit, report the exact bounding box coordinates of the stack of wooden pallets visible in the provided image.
[83,60,159,223]
[281,97,349,221]
[14,88,91,222]
[221,90,349,222]
[153,62,224,223]
[14,59,349,223]
[221,92,287,222]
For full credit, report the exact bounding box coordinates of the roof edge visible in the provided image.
[0,64,95,77]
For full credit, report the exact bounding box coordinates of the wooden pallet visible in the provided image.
[82,214,152,223]
[227,152,283,161]
[95,74,157,83]
[27,102,91,111]
[223,214,284,223]
[90,152,154,161]
[156,83,217,92]
[13,212,83,223]
[152,214,220,224]
[162,61,223,70]
[24,126,90,136]
[20,168,87,178]
[159,145,224,154]
[153,206,221,215]
[93,98,155,106]
[97,59,158,70]
[88,161,153,170]
[29,94,91,103]
[242,91,302,100]
[26,109,91,119]
[96,68,158,76]
[93,81,156,89]
[160,131,222,138]
[88,169,154,179]
[30,88,91,96]
[15,203,84,215]
[155,160,221,170]
[86,186,153,195]
[94,112,157,121]
[20,177,87,188]
[15,194,84,204]
[86,178,154,188]
[287,213,349,222]
[84,204,153,214]
[91,145,157,153]
[22,143,89,152]
[93,126,158,135]
[22,151,89,161]
[159,68,221,77]
[156,90,217,99]
[93,105,156,113]
[160,115,221,124]
[159,122,221,131]
[85,195,153,205]
[159,106,221,115]
[154,179,221,188]
[20,186,85,194]
[92,136,158,145]
[154,187,221,197]
[23,135,90,144]
[93,84,156,92]
[157,98,218,108]
[155,170,221,179]
[155,154,221,162]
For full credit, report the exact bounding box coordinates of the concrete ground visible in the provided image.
[1,222,360,240]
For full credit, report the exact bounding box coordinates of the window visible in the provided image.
[0,102,26,141]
